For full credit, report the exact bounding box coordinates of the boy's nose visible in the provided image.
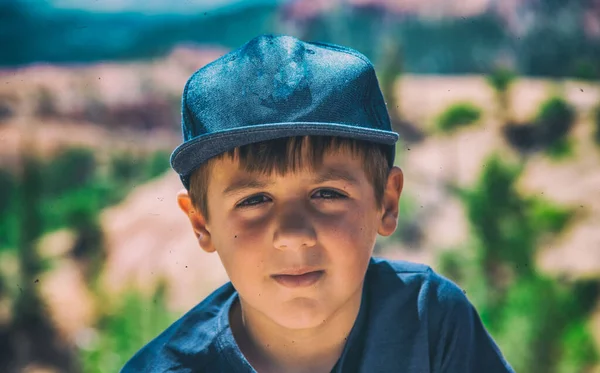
[272,209,317,251]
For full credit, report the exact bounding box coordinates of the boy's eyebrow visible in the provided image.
[222,178,275,197]
[312,167,359,185]
[221,167,359,197]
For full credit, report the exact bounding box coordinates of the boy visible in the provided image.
[121,35,514,372]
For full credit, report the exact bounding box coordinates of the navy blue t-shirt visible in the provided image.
[121,257,514,372]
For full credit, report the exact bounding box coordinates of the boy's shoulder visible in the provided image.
[369,256,432,274]
[366,256,475,330]
[368,256,465,302]
[120,282,237,373]
[364,257,514,372]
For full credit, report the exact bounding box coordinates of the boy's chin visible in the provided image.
[268,301,331,330]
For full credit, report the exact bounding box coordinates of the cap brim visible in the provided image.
[170,122,399,182]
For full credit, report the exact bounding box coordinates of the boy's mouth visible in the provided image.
[271,269,325,288]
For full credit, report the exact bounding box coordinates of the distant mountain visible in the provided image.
[46,0,283,15]
[0,0,281,67]
[1,0,598,78]
[284,0,600,78]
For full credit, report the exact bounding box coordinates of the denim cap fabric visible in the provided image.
[170,34,399,188]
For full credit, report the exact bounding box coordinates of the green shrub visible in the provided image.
[144,150,171,180]
[545,138,574,160]
[486,68,516,125]
[79,286,176,373]
[0,169,15,216]
[378,39,403,128]
[42,187,102,228]
[0,214,18,252]
[495,277,562,373]
[528,198,573,234]
[34,148,172,237]
[571,59,600,81]
[437,250,467,284]
[556,321,599,373]
[451,153,599,373]
[594,104,600,145]
[110,152,143,185]
[459,156,533,268]
[437,102,482,133]
[43,147,96,197]
[486,67,516,95]
[535,97,575,147]
[503,96,576,156]
[0,169,17,250]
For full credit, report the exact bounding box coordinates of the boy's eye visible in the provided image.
[313,189,346,200]
[236,194,270,208]
[235,189,347,209]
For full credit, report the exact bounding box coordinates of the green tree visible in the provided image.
[8,154,79,372]
[593,104,600,146]
[144,150,171,180]
[378,38,404,132]
[486,68,516,126]
[535,96,576,149]
[65,191,105,284]
[436,102,483,182]
[0,169,17,250]
[443,155,597,373]
[436,102,482,133]
[110,151,142,186]
[80,283,176,373]
[43,147,96,197]
[503,95,577,157]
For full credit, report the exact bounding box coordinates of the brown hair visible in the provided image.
[188,135,391,222]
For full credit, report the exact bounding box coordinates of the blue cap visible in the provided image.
[170,34,399,188]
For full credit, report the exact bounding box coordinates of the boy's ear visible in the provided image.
[377,166,404,237]
[176,189,216,253]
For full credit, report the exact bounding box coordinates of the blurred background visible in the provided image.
[1,0,600,372]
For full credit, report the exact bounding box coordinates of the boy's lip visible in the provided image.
[271,270,325,288]
[271,267,323,276]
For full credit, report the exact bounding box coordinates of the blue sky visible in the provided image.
[46,0,285,14]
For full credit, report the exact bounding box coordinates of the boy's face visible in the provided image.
[178,147,403,331]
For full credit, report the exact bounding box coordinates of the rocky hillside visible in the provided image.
[0,46,225,169]
[2,46,600,356]
[94,75,600,304]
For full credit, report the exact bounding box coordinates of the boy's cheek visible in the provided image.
[216,244,266,283]
[324,210,375,239]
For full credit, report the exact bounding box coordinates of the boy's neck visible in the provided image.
[229,285,364,373]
